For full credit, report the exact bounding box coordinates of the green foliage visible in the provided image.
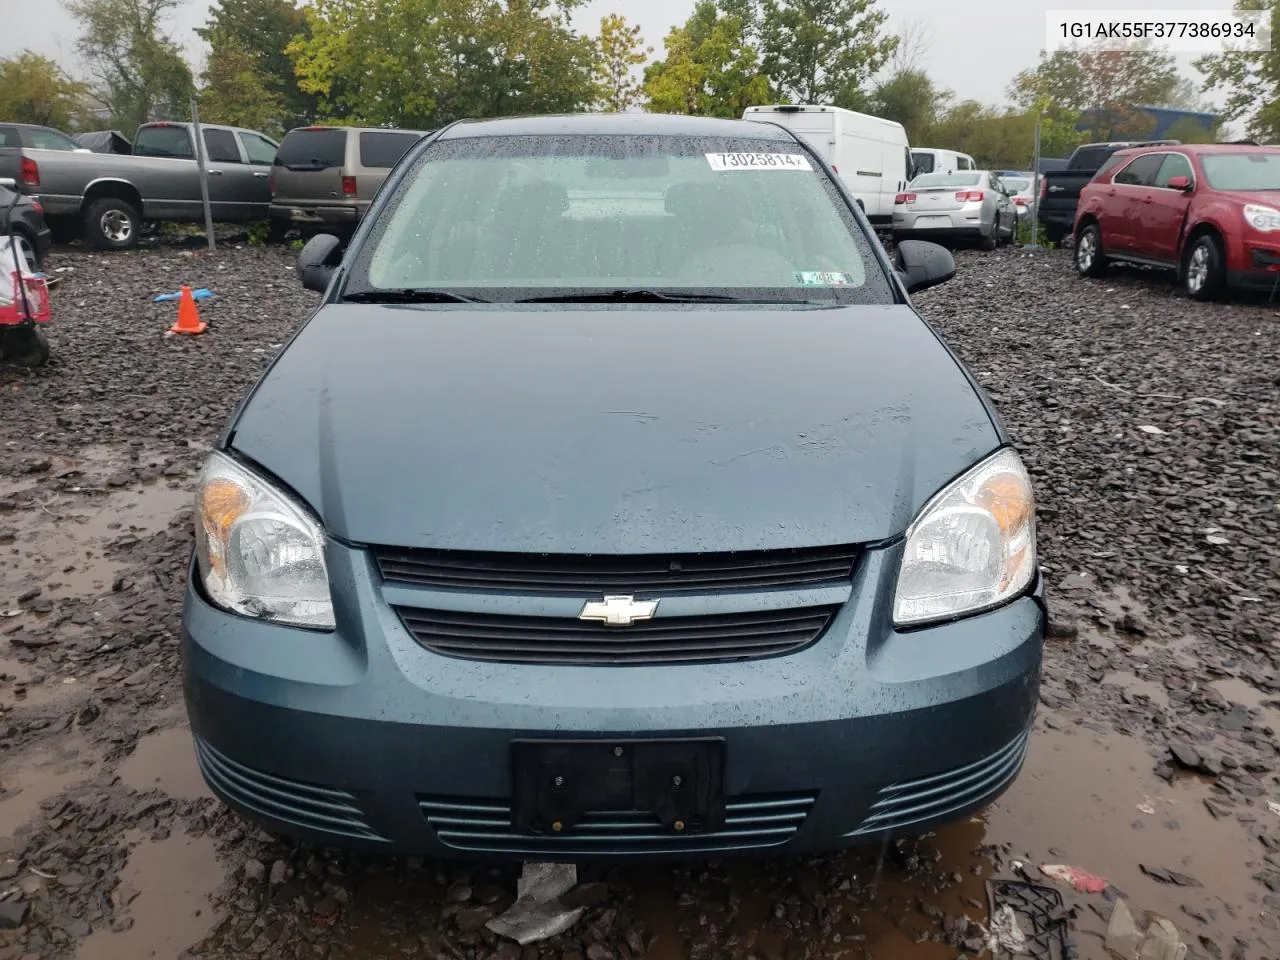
[724,0,897,107]
[595,14,650,112]
[1009,43,1179,141]
[1016,216,1050,248]
[1163,116,1221,144]
[197,0,319,131]
[870,68,950,144]
[287,0,599,129]
[198,43,287,136]
[1196,0,1280,143]
[247,220,271,245]
[0,52,93,131]
[642,1,772,117]
[65,0,195,133]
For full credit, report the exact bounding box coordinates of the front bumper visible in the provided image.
[182,541,1044,860]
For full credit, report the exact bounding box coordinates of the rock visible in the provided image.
[455,907,491,932]
[0,901,27,929]
[243,858,266,882]
[1138,915,1189,960]
[1105,898,1141,957]
[586,945,611,960]
[62,918,91,938]
[1140,864,1202,887]
[1169,743,1201,770]
[0,860,17,881]
[446,881,473,904]
[269,860,290,885]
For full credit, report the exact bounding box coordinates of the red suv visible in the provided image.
[1073,144,1280,300]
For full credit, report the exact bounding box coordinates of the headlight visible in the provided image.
[1244,204,1280,232]
[193,452,335,629]
[893,448,1036,627]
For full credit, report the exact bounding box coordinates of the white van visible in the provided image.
[909,148,976,177]
[742,105,912,225]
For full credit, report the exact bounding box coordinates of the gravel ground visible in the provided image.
[0,242,1277,960]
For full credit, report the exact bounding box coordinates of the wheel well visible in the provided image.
[1075,214,1097,238]
[80,180,142,217]
[1179,223,1222,275]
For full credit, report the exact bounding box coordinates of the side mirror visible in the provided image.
[894,239,956,295]
[1167,175,1192,192]
[298,233,342,293]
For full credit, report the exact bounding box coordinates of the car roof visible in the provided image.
[0,122,67,132]
[1112,143,1280,158]
[437,113,796,142]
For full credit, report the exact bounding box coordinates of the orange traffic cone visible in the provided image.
[169,285,207,336]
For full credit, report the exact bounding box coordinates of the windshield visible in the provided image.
[911,172,982,189]
[1200,152,1280,191]
[25,127,80,151]
[346,133,893,304]
[1002,178,1031,192]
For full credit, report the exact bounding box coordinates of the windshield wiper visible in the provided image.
[342,289,489,304]
[516,289,804,304]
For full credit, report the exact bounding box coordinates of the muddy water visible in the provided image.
[1212,676,1280,732]
[0,733,94,835]
[117,727,211,803]
[76,829,223,960]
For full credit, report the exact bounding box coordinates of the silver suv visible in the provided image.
[269,126,429,238]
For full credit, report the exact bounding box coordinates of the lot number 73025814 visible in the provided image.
[706,153,814,172]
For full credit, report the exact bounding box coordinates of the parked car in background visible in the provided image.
[910,148,976,176]
[268,126,429,239]
[1074,143,1280,300]
[1036,139,1181,245]
[0,120,280,249]
[997,174,1037,226]
[0,123,90,154]
[183,111,1042,859]
[743,105,913,226]
[893,169,1017,249]
[0,180,51,270]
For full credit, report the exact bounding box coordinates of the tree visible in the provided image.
[1196,0,1279,143]
[595,14,651,112]
[722,0,897,108]
[0,52,92,131]
[65,0,195,133]
[1009,43,1180,141]
[885,16,930,75]
[288,0,599,128]
[196,0,317,130]
[198,43,287,135]
[871,68,949,143]
[643,1,772,117]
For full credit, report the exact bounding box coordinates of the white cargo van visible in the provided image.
[742,104,912,225]
[910,148,976,176]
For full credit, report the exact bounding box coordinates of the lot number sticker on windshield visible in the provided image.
[795,271,857,286]
[706,153,813,171]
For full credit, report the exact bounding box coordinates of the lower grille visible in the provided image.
[397,605,839,665]
[846,730,1030,837]
[195,739,385,842]
[420,793,816,855]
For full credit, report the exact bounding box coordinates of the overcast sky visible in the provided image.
[1,0,1234,109]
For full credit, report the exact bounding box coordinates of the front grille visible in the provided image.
[396,605,839,665]
[419,793,816,855]
[373,544,858,595]
[846,730,1030,838]
[195,738,385,842]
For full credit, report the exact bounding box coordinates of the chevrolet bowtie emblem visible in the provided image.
[579,595,659,626]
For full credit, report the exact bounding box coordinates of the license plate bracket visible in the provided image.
[510,739,726,836]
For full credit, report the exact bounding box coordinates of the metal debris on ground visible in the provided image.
[485,862,585,946]
[986,878,1077,960]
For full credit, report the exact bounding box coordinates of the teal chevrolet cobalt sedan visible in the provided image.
[181,113,1043,858]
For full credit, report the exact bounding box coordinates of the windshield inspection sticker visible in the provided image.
[795,271,857,286]
[706,152,813,171]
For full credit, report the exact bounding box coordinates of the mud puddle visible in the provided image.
[614,721,1272,959]
[117,726,211,803]
[0,733,94,835]
[1211,676,1280,732]
[76,829,224,960]
[1100,670,1170,709]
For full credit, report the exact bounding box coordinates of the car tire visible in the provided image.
[1183,233,1224,302]
[981,221,997,251]
[1075,223,1107,278]
[83,197,141,251]
[0,326,50,368]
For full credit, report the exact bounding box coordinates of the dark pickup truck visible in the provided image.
[1038,139,1181,244]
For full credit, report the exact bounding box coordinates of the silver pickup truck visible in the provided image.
[0,121,281,250]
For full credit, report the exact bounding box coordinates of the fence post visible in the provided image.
[190,98,216,253]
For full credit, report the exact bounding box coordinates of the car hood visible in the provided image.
[228,304,1001,553]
